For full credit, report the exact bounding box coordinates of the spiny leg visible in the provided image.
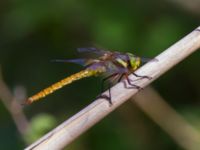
[97,73,118,105]
[125,75,142,90]
[117,73,125,83]
[132,73,152,80]
[103,73,125,105]
[101,73,118,94]
[106,73,124,104]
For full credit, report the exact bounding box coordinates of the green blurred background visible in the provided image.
[0,0,200,149]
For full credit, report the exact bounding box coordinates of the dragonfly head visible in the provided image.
[127,53,141,70]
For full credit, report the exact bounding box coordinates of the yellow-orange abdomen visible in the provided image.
[26,68,104,104]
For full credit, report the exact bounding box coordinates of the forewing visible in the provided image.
[141,57,158,63]
[77,47,109,55]
[52,59,88,66]
[87,62,104,70]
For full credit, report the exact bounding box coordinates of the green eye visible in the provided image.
[130,57,136,67]
[127,53,141,70]
[127,53,136,67]
[135,57,141,68]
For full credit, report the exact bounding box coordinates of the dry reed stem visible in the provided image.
[0,67,29,136]
[25,27,200,150]
[133,86,200,150]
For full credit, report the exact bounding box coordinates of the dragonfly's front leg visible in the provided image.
[125,75,142,90]
[132,73,152,80]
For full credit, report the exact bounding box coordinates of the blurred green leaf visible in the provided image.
[24,113,57,144]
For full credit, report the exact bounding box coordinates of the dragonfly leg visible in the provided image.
[117,73,125,83]
[97,87,112,105]
[97,73,118,105]
[126,75,143,90]
[101,73,118,93]
[132,73,152,80]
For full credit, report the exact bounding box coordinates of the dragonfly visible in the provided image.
[25,48,155,105]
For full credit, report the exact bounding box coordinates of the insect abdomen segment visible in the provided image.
[26,68,104,104]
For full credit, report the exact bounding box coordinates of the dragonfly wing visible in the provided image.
[52,59,88,66]
[77,47,98,52]
[141,57,158,63]
[77,47,108,55]
[88,61,128,74]
[87,62,103,70]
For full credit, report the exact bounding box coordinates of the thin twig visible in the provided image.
[0,66,29,136]
[25,26,200,150]
[133,86,200,150]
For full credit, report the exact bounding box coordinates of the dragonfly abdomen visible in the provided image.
[26,68,104,104]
